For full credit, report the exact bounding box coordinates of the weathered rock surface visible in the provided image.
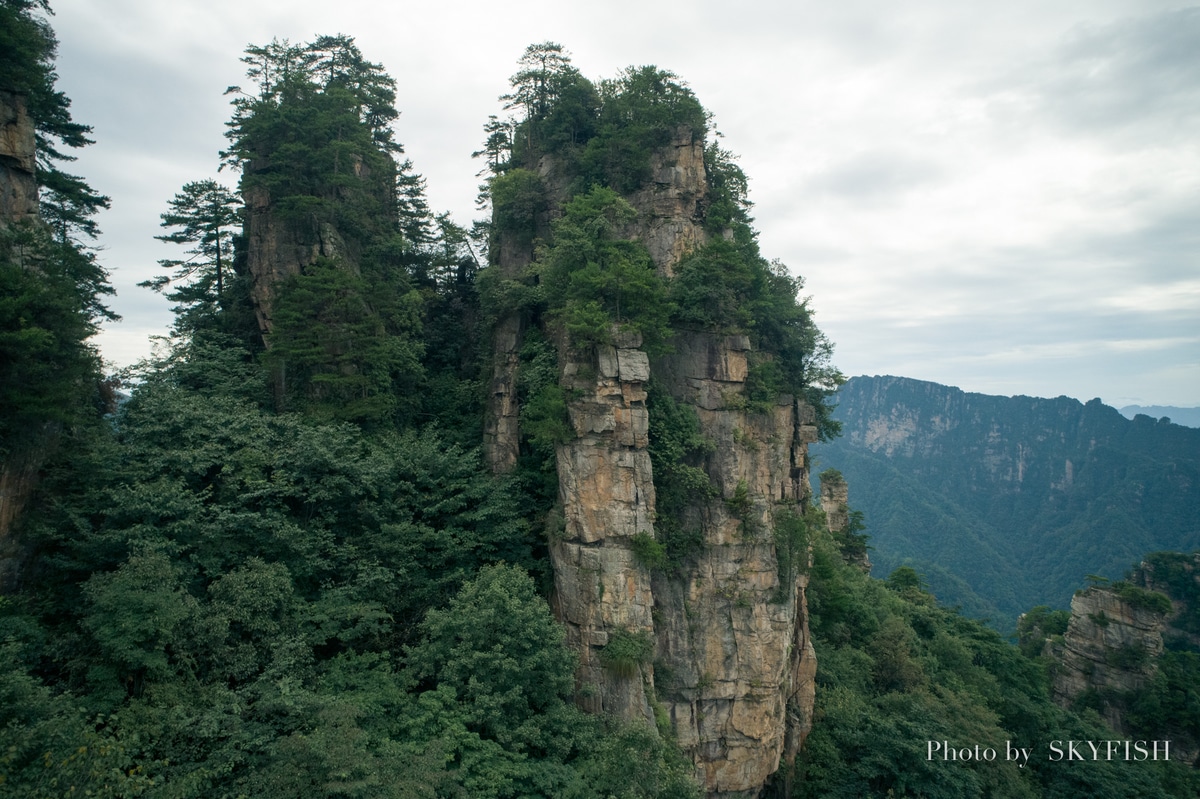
[552,331,658,724]
[622,127,708,276]
[0,91,38,225]
[652,333,817,798]
[819,469,870,573]
[819,472,849,536]
[547,326,818,798]
[1047,555,1200,764]
[1048,586,1166,731]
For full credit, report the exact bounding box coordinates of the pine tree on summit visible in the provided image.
[142,179,242,330]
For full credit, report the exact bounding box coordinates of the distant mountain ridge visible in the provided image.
[811,375,1200,629]
[1120,404,1200,429]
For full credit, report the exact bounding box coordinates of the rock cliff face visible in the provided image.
[819,470,869,574]
[0,91,39,225]
[1048,586,1166,732]
[551,328,658,724]
[814,375,1200,627]
[650,334,817,798]
[1048,554,1200,762]
[622,127,707,275]
[0,89,47,592]
[487,128,817,797]
[243,180,353,342]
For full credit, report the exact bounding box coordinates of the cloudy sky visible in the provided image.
[47,0,1200,407]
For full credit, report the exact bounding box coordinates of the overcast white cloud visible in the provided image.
[46,0,1199,407]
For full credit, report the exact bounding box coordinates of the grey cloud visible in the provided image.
[1008,6,1200,140]
[804,150,944,203]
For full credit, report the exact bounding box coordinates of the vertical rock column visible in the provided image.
[551,330,658,723]
[652,333,818,799]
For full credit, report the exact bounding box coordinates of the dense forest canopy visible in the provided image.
[0,0,116,458]
[2,10,1197,798]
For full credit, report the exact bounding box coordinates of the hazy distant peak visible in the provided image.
[1119,405,1200,429]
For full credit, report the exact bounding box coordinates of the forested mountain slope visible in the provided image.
[812,375,1200,628]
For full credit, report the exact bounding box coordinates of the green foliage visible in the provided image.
[141,179,242,332]
[725,477,764,540]
[630,531,668,571]
[1,0,110,242]
[82,550,199,688]
[494,44,703,197]
[567,722,701,799]
[773,508,812,601]
[1,4,114,457]
[1124,650,1200,757]
[509,329,567,514]
[1,224,114,452]
[577,66,706,193]
[407,564,578,751]
[667,239,757,332]
[264,257,424,425]
[599,629,655,679]
[0,34,741,798]
[534,186,673,354]
[646,381,715,569]
[489,167,545,243]
[1016,605,1071,658]
[224,35,403,168]
[797,523,1193,799]
[523,382,572,450]
[1112,580,1173,615]
[887,565,924,592]
[502,42,596,162]
[702,143,751,235]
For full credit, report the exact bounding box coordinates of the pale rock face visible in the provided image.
[652,334,816,799]
[820,477,848,534]
[623,127,709,277]
[1049,586,1166,732]
[818,473,869,573]
[552,332,658,724]
[549,328,817,797]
